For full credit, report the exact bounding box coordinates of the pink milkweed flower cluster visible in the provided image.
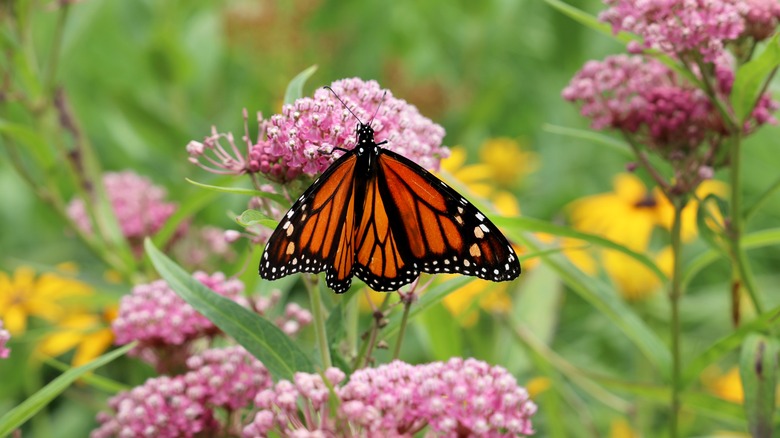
[562,54,777,158]
[187,78,448,184]
[67,170,178,254]
[600,0,780,61]
[112,271,248,371]
[244,358,536,437]
[0,319,10,359]
[92,346,270,438]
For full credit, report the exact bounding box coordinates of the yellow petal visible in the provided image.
[603,249,663,301]
[73,329,114,367]
[440,146,467,174]
[613,173,648,202]
[38,330,84,357]
[609,418,640,438]
[478,137,539,186]
[526,376,552,398]
[702,366,743,403]
[4,305,28,334]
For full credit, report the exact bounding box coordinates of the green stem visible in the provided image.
[345,294,359,362]
[354,293,392,370]
[392,295,412,360]
[669,198,685,438]
[728,133,764,314]
[43,3,70,95]
[306,278,332,369]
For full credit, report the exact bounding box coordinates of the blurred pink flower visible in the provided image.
[600,0,745,61]
[112,271,247,371]
[244,359,536,437]
[562,54,777,157]
[0,319,10,359]
[67,171,178,252]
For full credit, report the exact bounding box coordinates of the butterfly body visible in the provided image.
[260,122,521,293]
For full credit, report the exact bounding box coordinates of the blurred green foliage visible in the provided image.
[2,0,780,436]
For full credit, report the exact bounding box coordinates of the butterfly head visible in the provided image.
[356,123,375,145]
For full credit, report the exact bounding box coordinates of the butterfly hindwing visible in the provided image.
[352,173,422,291]
[259,151,359,293]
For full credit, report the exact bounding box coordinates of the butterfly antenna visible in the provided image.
[323,86,363,124]
[368,91,386,127]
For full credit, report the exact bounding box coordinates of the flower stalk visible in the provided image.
[668,197,686,438]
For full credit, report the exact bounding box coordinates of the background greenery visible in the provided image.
[2,0,780,436]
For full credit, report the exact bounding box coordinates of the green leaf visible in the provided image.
[732,35,780,122]
[185,178,289,205]
[236,209,279,229]
[542,0,630,43]
[683,304,780,386]
[543,124,633,158]
[507,231,673,376]
[144,239,314,380]
[682,228,780,290]
[0,343,134,437]
[740,334,779,437]
[494,216,668,282]
[284,65,318,105]
[419,302,463,360]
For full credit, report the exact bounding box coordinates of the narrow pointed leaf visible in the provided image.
[0,343,134,437]
[144,239,314,380]
[284,65,318,105]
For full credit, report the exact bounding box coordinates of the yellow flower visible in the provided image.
[37,306,117,366]
[609,418,641,438]
[569,174,728,250]
[568,174,727,300]
[526,376,552,398]
[569,174,662,251]
[602,247,673,301]
[441,277,512,327]
[702,366,744,403]
[478,137,539,187]
[0,267,93,334]
[440,147,495,198]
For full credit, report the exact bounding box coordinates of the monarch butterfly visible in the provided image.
[259,87,521,293]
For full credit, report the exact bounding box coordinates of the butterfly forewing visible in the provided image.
[377,149,521,282]
[259,151,359,293]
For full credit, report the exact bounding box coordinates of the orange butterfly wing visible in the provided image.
[350,149,521,290]
[259,152,359,293]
